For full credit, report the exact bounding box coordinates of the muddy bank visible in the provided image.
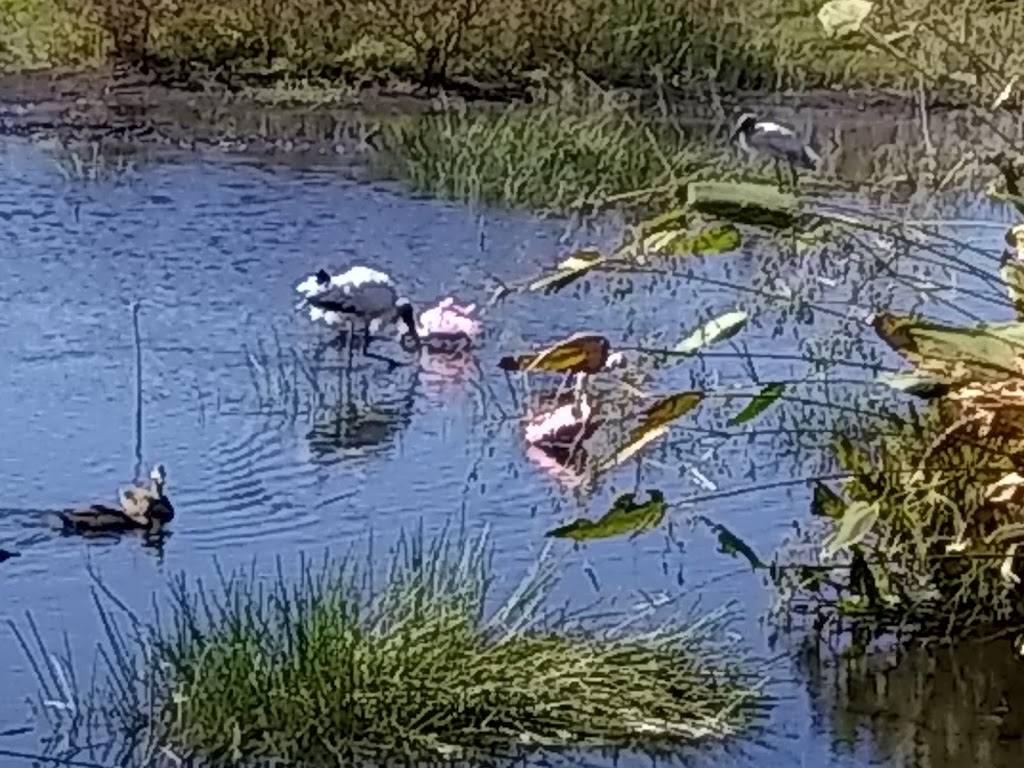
[0,66,942,158]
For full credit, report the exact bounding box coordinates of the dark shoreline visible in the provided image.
[0,65,962,157]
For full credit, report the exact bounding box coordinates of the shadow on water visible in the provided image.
[795,637,1024,768]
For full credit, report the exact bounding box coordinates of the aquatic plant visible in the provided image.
[14,526,768,765]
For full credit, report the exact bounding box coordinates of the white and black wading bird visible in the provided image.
[731,113,820,188]
[296,266,421,364]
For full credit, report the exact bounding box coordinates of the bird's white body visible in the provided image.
[296,266,399,328]
[732,113,820,173]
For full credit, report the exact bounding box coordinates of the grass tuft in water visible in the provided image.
[22,526,767,765]
[379,87,735,213]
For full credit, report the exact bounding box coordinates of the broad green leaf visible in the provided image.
[602,392,704,469]
[695,515,765,570]
[687,181,799,230]
[675,310,749,355]
[878,371,951,399]
[822,500,879,558]
[810,482,846,519]
[1002,252,1024,321]
[817,0,874,39]
[498,333,611,374]
[644,224,742,257]
[727,382,786,426]
[872,312,1024,384]
[529,250,603,294]
[546,490,667,541]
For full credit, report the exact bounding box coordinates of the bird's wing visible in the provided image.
[306,285,360,313]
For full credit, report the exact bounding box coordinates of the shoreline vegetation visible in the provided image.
[2,0,1023,107]
[14,528,769,765]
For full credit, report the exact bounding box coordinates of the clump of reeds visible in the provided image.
[378,86,735,213]
[17,526,767,765]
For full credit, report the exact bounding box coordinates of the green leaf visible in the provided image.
[810,482,846,519]
[695,516,766,570]
[872,312,1024,384]
[878,371,951,399]
[546,490,667,541]
[498,333,612,374]
[817,0,874,38]
[1001,253,1024,321]
[687,182,799,230]
[602,392,704,469]
[727,383,786,426]
[529,250,603,294]
[822,500,880,558]
[644,224,742,256]
[674,310,749,355]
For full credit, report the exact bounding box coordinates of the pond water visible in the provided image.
[0,112,1023,768]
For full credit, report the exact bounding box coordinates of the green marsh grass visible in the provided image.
[16,527,767,765]
[379,90,735,213]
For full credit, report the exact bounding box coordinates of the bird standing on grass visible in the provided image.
[296,266,420,365]
[730,112,820,189]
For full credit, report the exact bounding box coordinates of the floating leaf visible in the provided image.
[529,250,604,294]
[727,383,785,426]
[644,224,742,257]
[602,392,704,469]
[878,371,951,399]
[546,490,667,541]
[872,312,1024,384]
[695,516,765,570]
[674,310,749,355]
[1002,253,1024,321]
[822,500,880,558]
[810,482,846,519]
[687,181,799,229]
[498,333,611,374]
[817,0,874,38]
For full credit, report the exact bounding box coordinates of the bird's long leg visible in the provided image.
[789,160,799,190]
[345,318,356,370]
[773,158,784,191]
[361,318,403,371]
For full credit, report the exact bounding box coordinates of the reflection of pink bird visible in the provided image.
[523,352,625,452]
[415,298,482,352]
[524,392,595,451]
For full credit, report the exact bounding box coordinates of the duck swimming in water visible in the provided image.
[56,463,174,535]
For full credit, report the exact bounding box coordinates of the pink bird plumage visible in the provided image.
[416,297,482,351]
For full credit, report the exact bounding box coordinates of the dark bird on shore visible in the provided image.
[730,112,820,187]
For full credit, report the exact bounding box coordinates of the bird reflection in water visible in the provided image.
[303,352,421,464]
